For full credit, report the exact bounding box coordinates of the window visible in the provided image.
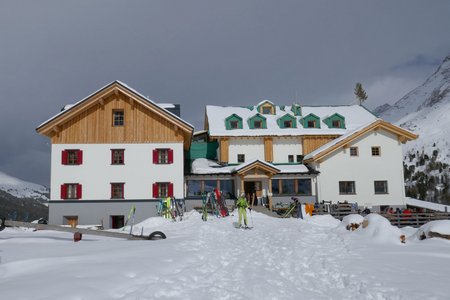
[204,180,217,193]
[230,120,239,129]
[332,120,341,128]
[339,181,356,194]
[61,183,82,199]
[272,179,280,194]
[237,154,245,163]
[62,149,83,165]
[254,120,262,129]
[374,181,388,194]
[111,183,124,199]
[350,147,358,157]
[371,146,381,156]
[288,155,294,163]
[262,107,272,114]
[297,179,312,195]
[113,110,124,126]
[296,155,303,163]
[307,120,316,128]
[284,120,293,128]
[219,180,235,199]
[153,149,173,164]
[111,149,125,165]
[281,179,295,194]
[187,180,202,197]
[153,182,173,198]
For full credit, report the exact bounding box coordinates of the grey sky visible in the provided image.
[1,1,449,186]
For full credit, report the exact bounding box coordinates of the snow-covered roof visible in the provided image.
[405,197,450,212]
[37,80,193,130]
[190,158,310,175]
[206,104,377,137]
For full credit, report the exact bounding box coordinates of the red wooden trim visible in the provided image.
[77,184,82,199]
[152,183,158,198]
[60,184,67,199]
[168,149,174,164]
[61,150,68,165]
[168,183,173,197]
[153,149,158,164]
[78,150,83,165]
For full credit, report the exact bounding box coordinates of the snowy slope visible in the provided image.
[0,171,49,200]
[375,54,450,164]
[1,212,450,299]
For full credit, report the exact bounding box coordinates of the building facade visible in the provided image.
[36,81,193,228]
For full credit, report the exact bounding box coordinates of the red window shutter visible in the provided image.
[122,150,125,164]
[153,183,158,198]
[61,150,68,165]
[153,149,158,164]
[111,150,114,164]
[121,183,125,198]
[60,184,67,199]
[78,150,83,165]
[77,184,82,199]
[168,149,174,164]
[168,183,174,197]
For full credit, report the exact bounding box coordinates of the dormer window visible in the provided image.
[254,120,262,128]
[262,107,272,114]
[248,113,267,129]
[225,114,243,130]
[324,113,345,129]
[301,113,321,128]
[277,114,297,129]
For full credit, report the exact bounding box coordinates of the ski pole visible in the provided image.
[249,207,254,227]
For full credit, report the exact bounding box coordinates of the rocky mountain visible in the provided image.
[375,54,450,203]
[0,171,49,221]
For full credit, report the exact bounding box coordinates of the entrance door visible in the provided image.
[110,215,125,229]
[244,181,262,206]
[64,216,78,228]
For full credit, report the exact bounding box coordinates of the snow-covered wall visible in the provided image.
[273,137,302,163]
[228,137,264,163]
[51,143,184,200]
[314,129,406,208]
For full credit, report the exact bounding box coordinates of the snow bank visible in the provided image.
[353,214,403,244]
[415,220,450,240]
[340,214,364,228]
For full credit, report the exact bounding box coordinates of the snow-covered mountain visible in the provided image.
[0,171,49,201]
[374,54,450,203]
[374,54,450,165]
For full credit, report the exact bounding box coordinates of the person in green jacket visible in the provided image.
[236,193,250,228]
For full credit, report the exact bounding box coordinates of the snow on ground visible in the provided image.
[1,212,450,300]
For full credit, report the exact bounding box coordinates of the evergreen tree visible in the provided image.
[354,82,368,105]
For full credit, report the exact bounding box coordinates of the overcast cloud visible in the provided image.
[0,0,449,186]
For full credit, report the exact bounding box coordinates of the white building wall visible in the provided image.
[50,143,184,200]
[314,129,406,208]
[272,137,302,163]
[228,137,264,164]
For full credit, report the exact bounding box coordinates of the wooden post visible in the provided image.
[268,177,273,211]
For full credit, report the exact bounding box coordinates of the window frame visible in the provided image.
[288,155,294,163]
[111,182,125,199]
[374,180,388,194]
[254,120,263,129]
[61,183,82,200]
[230,120,239,129]
[371,146,381,156]
[153,148,173,164]
[307,120,316,128]
[111,149,125,165]
[262,106,272,114]
[331,120,341,128]
[296,155,303,163]
[112,110,124,127]
[339,181,356,195]
[237,154,245,163]
[283,120,293,128]
[349,147,358,157]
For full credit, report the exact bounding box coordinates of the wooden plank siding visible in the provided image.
[264,137,273,162]
[302,135,339,155]
[50,94,184,144]
[219,138,229,163]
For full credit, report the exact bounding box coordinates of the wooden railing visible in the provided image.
[379,212,450,228]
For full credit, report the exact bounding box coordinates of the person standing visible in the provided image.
[236,193,250,228]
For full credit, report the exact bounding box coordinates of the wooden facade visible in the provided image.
[302,135,339,155]
[36,82,193,149]
[264,137,273,162]
[219,138,229,163]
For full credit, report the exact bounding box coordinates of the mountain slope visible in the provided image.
[375,54,450,203]
[0,171,49,200]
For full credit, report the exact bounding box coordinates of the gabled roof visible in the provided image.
[233,159,280,175]
[303,119,418,163]
[36,81,194,148]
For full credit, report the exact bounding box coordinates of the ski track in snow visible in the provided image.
[0,213,448,299]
